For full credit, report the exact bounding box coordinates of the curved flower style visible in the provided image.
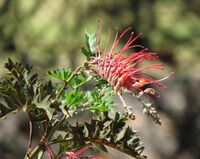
[90,26,174,97]
[60,146,104,159]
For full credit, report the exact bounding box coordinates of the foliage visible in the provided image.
[0,0,199,159]
[55,112,146,159]
[0,58,148,159]
[0,22,171,159]
[0,58,55,121]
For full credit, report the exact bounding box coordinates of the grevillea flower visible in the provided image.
[58,146,104,159]
[89,25,174,98]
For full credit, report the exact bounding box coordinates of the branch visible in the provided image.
[55,112,146,159]
[27,114,33,152]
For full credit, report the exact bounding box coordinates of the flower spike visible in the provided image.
[88,24,174,122]
[90,26,173,94]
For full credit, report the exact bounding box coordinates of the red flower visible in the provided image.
[90,26,174,97]
[62,146,104,159]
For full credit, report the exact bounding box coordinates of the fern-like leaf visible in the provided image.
[53,112,147,159]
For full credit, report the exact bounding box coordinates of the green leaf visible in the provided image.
[0,59,37,118]
[68,72,89,89]
[57,112,146,159]
[0,103,18,119]
[81,47,91,59]
[47,68,72,81]
[85,32,97,55]
[87,86,114,112]
[32,95,54,120]
[0,59,56,122]
[64,90,85,108]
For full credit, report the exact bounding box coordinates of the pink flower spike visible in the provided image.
[89,26,174,97]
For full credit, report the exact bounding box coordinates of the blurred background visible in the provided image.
[0,0,200,159]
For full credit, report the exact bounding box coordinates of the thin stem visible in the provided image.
[117,92,135,120]
[42,139,57,159]
[47,115,66,141]
[25,113,33,158]
[49,137,73,145]
[28,118,33,149]
[73,100,94,114]
[24,133,47,159]
[24,145,41,159]
[24,112,67,159]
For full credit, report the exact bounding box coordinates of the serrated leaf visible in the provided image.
[32,95,54,120]
[87,86,114,112]
[0,59,58,122]
[0,59,39,119]
[57,112,146,159]
[69,72,89,89]
[0,103,18,119]
[47,68,72,81]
